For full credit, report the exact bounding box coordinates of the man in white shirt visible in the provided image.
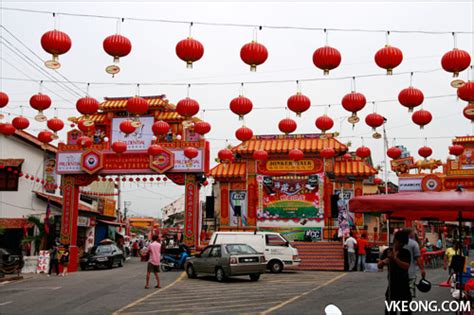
[345,232,358,271]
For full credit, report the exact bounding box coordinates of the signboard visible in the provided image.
[334,189,353,238]
[44,153,57,193]
[149,147,174,173]
[103,199,116,217]
[229,190,247,227]
[399,177,423,192]
[56,152,83,174]
[80,149,104,174]
[111,116,154,151]
[258,159,323,174]
[78,216,91,227]
[36,250,50,273]
[171,148,204,172]
[260,227,323,242]
[184,177,197,244]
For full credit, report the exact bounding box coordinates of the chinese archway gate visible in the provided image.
[56,95,210,271]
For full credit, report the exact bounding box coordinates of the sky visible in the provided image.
[0,1,473,218]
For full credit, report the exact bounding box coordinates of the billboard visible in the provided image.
[111,116,154,151]
[229,190,247,227]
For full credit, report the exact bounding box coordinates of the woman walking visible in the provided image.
[60,245,70,276]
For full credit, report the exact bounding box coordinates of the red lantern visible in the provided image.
[235,126,253,142]
[320,148,336,159]
[47,117,64,133]
[12,116,30,130]
[312,46,342,75]
[103,34,132,75]
[289,149,304,161]
[374,45,403,75]
[0,92,9,108]
[342,92,366,123]
[218,148,233,162]
[176,37,204,68]
[120,120,136,135]
[463,104,474,122]
[373,178,383,185]
[194,121,211,136]
[127,97,149,115]
[278,118,297,135]
[176,97,200,118]
[152,120,170,137]
[0,123,16,136]
[365,113,384,131]
[77,136,92,149]
[387,146,402,160]
[412,109,432,129]
[30,93,52,121]
[398,87,424,112]
[38,130,54,144]
[77,120,95,133]
[287,93,311,117]
[76,97,100,115]
[40,30,72,69]
[457,81,474,103]
[441,49,471,77]
[230,96,253,120]
[112,141,127,154]
[148,144,163,156]
[184,147,199,159]
[315,115,334,134]
[342,153,352,161]
[449,145,464,156]
[418,146,432,159]
[253,150,268,162]
[356,146,371,159]
[240,41,268,72]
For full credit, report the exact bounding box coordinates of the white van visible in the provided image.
[209,231,301,273]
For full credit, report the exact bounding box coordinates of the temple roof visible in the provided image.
[209,163,247,179]
[453,136,474,144]
[100,95,170,111]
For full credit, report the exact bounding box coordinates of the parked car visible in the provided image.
[80,244,124,270]
[185,243,266,282]
[0,248,23,276]
[209,231,301,273]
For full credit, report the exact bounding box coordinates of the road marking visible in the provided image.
[260,272,347,315]
[119,301,277,314]
[112,272,186,315]
[0,301,13,306]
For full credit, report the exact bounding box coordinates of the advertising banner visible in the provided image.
[229,190,247,227]
[111,117,154,151]
[170,148,204,172]
[56,152,83,174]
[260,227,323,242]
[399,177,423,192]
[43,153,57,193]
[334,189,353,238]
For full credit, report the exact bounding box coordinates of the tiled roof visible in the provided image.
[13,130,57,153]
[35,191,97,213]
[72,114,108,124]
[333,160,377,177]
[100,95,171,111]
[209,163,246,179]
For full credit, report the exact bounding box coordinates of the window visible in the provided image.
[200,246,212,258]
[265,234,287,246]
[210,246,221,257]
[225,244,257,255]
[0,169,19,191]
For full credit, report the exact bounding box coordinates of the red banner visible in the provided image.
[184,176,197,246]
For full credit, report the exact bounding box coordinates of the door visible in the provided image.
[207,245,222,273]
[265,234,290,261]
[194,246,212,273]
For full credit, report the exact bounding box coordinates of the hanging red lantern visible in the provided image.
[12,116,30,130]
[77,119,95,133]
[457,81,474,103]
[240,41,268,72]
[253,150,268,162]
[320,148,336,159]
[38,130,54,144]
[387,146,402,160]
[111,141,127,154]
[176,37,204,69]
[152,120,170,137]
[418,146,432,159]
[356,146,371,159]
[373,177,383,185]
[412,109,432,129]
[0,92,9,108]
[230,96,253,120]
[289,149,304,161]
[47,117,64,133]
[278,118,297,135]
[398,87,424,112]
[287,93,311,117]
[184,147,199,159]
[127,97,149,115]
[374,45,403,75]
[103,34,132,75]
[218,148,234,162]
[76,97,100,115]
[29,93,52,121]
[463,104,474,122]
[40,29,72,69]
[194,121,211,136]
[148,144,163,156]
[119,120,136,135]
[449,145,464,156]
[315,115,334,134]
[77,136,92,149]
[0,123,16,136]
[235,126,253,142]
[365,113,384,131]
[313,46,342,75]
[342,92,366,124]
[342,153,352,161]
[176,97,200,119]
[441,49,471,77]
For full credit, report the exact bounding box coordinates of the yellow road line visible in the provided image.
[260,272,347,315]
[112,272,186,315]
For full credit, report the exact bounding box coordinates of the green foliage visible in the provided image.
[21,216,48,255]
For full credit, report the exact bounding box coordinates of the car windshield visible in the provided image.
[92,245,113,255]
[225,244,257,255]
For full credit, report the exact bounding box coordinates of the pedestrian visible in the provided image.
[48,244,59,277]
[357,233,368,271]
[145,234,161,289]
[403,228,426,299]
[60,245,70,276]
[378,230,412,315]
[444,242,462,275]
[133,240,139,257]
[344,232,357,271]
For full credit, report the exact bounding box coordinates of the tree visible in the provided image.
[21,216,53,255]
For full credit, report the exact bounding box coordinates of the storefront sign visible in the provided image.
[111,116,154,151]
[78,216,91,227]
[103,199,116,217]
[56,152,83,174]
[399,177,423,192]
[229,190,247,227]
[259,159,323,174]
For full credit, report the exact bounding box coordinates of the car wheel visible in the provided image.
[249,273,260,281]
[215,267,226,282]
[268,260,283,273]
[186,264,197,279]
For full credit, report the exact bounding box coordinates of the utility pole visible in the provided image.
[117,175,122,221]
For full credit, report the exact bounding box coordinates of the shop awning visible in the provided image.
[349,191,474,221]
[35,191,98,213]
[96,219,123,226]
[0,218,33,229]
[0,159,24,168]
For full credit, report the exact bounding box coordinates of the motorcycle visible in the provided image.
[160,247,190,272]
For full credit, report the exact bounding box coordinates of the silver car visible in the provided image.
[185,244,266,282]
